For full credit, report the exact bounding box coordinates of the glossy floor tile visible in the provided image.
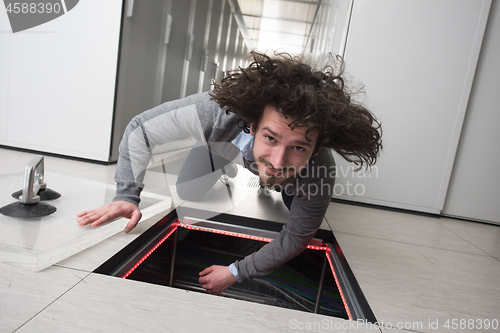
[325,202,500,333]
[14,273,382,333]
[437,217,500,259]
[338,233,499,332]
[0,263,89,333]
[325,202,486,255]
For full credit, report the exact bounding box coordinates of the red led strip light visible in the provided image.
[178,222,329,251]
[122,220,181,279]
[325,248,353,320]
[121,219,349,320]
[123,219,329,278]
[179,222,275,242]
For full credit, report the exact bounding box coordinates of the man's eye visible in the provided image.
[265,136,275,142]
[294,146,305,152]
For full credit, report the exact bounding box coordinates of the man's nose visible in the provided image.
[270,146,287,170]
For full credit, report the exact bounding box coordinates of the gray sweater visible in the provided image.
[114,92,336,282]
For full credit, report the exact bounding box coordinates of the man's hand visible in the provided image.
[199,265,237,295]
[77,201,142,233]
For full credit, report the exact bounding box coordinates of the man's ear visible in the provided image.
[250,123,256,135]
[312,145,322,157]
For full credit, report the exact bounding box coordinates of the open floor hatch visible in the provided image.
[95,209,376,322]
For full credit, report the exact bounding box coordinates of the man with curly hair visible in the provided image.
[77,51,382,295]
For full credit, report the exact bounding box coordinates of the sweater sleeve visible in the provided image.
[234,174,334,282]
[113,92,219,205]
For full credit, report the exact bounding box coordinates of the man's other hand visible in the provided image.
[77,201,142,233]
[199,265,237,295]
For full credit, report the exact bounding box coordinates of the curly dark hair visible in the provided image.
[210,51,382,168]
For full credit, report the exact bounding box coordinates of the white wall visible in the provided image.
[325,0,491,214]
[1,0,252,163]
[304,0,498,223]
[442,0,500,224]
[0,1,122,162]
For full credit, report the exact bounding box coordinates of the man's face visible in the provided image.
[250,105,319,188]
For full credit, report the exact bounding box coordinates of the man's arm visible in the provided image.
[197,189,331,295]
[198,179,334,297]
[235,150,335,283]
[77,93,219,230]
[200,150,335,292]
[235,189,331,281]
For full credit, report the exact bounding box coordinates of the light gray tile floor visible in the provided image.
[325,202,500,333]
[2,147,499,333]
[0,263,90,333]
[15,273,382,333]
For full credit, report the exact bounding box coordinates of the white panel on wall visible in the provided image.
[0,7,12,142]
[442,1,500,225]
[0,1,123,162]
[332,0,491,214]
[309,0,351,58]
